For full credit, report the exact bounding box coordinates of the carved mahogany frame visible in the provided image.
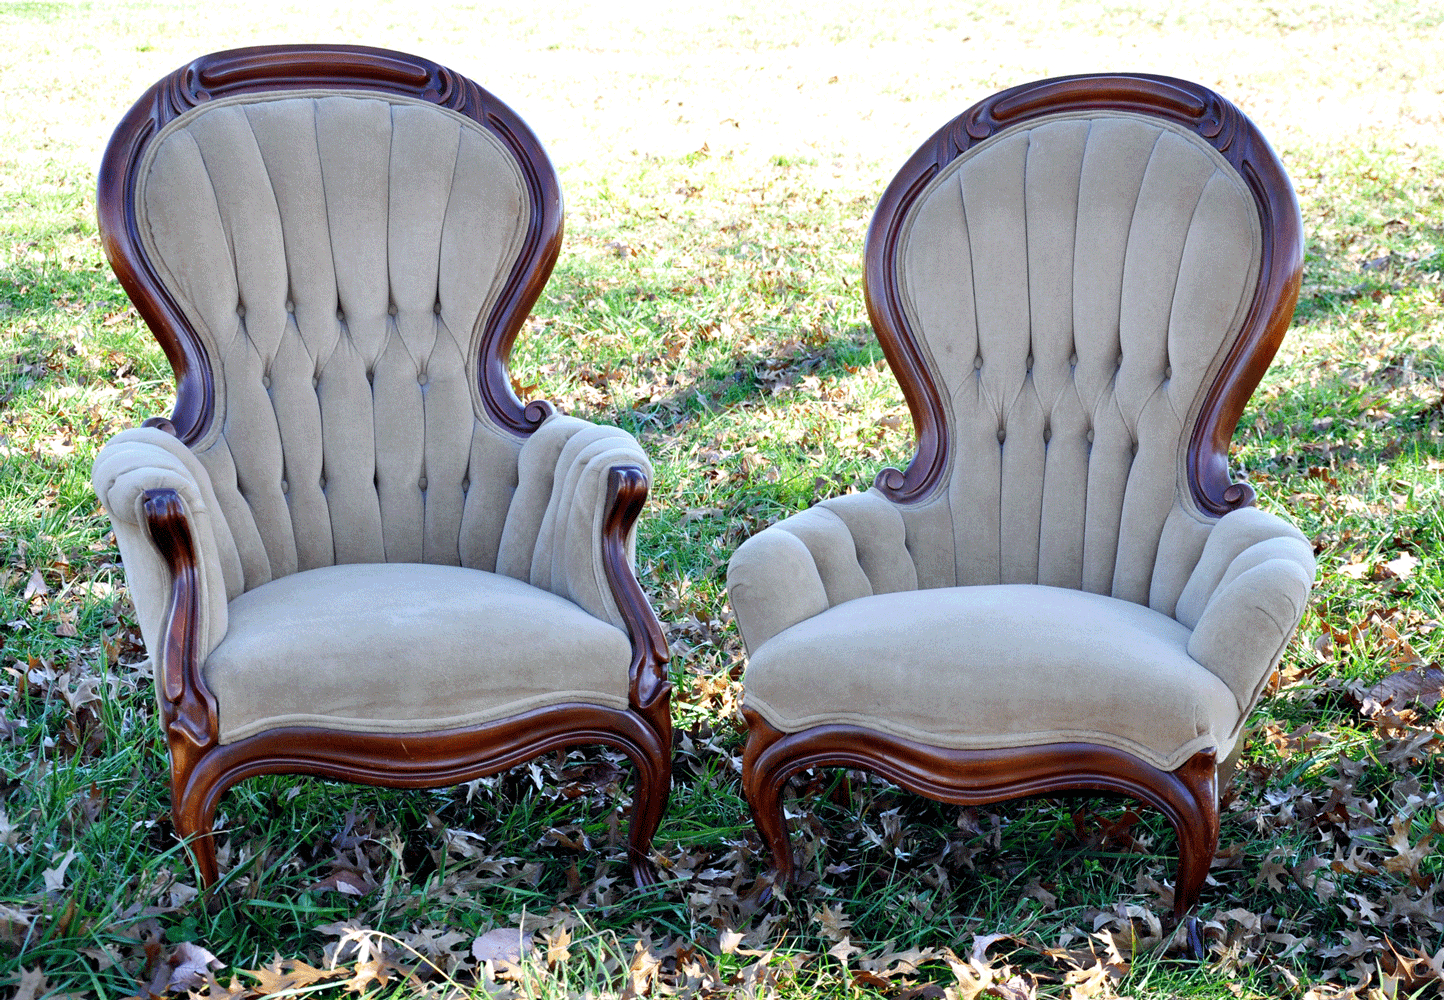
[743,74,1302,925]
[863,73,1303,514]
[102,46,671,888]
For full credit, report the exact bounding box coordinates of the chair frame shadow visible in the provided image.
[98,45,672,888]
[741,72,1304,922]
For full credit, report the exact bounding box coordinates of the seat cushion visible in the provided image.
[205,563,632,743]
[743,584,1240,771]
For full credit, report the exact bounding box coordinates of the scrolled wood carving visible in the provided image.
[175,704,672,888]
[742,709,1218,919]
[863,73,1301,514]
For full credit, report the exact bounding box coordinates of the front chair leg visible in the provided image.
[1167,750,1220,960]
[1167,750,1220,919]
[741,708,797,886]
[624,745,672,887]
[171,758,222,888]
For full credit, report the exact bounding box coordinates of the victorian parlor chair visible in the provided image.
[728,75,1314,924]
[90,46,670,887]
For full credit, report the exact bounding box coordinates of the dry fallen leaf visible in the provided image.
[472,926,531,966]
[21,569,48,602]
[1383,551,1421,579]
[1338,561,1371,580]
[10,968,46,1000]
[41,848,78,892]
[813,903,853,943]
[1352,664,1444,718]
[156,941,223,993]
[241,955,345,993]
[718,929,745,954]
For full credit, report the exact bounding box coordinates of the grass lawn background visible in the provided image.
[2,1,1443,996]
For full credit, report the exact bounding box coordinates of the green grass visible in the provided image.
[3,1,1444,997]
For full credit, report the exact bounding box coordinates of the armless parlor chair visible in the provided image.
[728,75,1314,922]
[90,46,670,888]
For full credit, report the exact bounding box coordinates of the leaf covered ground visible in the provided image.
[3,2,1444,998]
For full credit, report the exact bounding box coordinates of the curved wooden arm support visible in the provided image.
[863,73,1302,513]
[741,709,1218,919]
[141,488,221,835]
[603,465,672,725]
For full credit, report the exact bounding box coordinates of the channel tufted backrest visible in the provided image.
[98,47,567,601]
[863,77,1302,615]
[136,92,530,593]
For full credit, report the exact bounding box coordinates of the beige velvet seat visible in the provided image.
[90,45,671,888]
[728,74,1314,926]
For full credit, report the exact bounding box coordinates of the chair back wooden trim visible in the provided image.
[863,73,1302,516]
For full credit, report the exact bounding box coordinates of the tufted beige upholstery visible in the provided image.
[130,93,562,595]
[90,47,671,889]
[730,110,1315,772]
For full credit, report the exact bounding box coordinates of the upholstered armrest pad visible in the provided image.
[1178,507,1315,712]
[498,414,651,632]
[728,489,919,654]
[90,427,241,661]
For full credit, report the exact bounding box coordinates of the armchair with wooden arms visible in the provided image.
[728,74,1314,924]
[90,45,671,888]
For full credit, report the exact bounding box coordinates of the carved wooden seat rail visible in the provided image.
[727,74,1313,937]
[91,45,670,888]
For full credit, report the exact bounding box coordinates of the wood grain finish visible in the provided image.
[863,73,1303,513]
[103,46,670,889]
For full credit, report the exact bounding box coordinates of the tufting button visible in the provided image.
[366,369,375,384]
[417,372,428,386]
[1086,429,1094,443]
[1117,353,1124,368]
[997,428,1006,443]
[1131,441,1139,456]
[388,303,398,316]
[280,479,289,494]
[285,299,294,313]
[973,355,983,370]
[261,375,271,389]
[1026,354,1034,370]
[418,477,428,490]
[312,376,319,389]
[1164,365,1172,379]
[337,308,345,321]
[319,475,326,489]
[462,478,470,491]
[1043,426,1051,443]
[1069,352,1078,367]
[236,304,246,318]
[433,301,442,315]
